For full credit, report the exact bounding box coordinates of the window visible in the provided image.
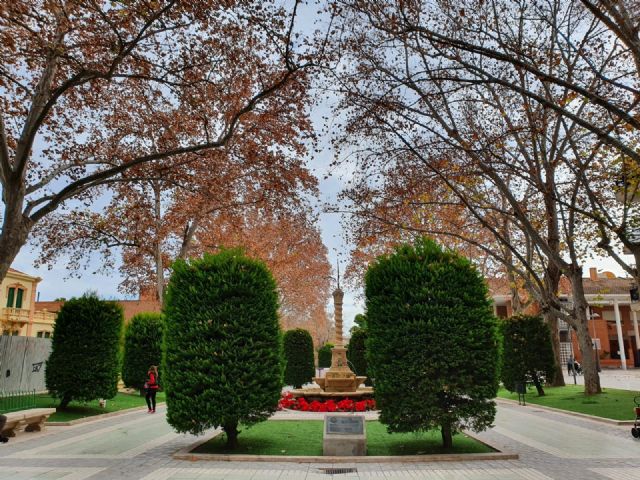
[36,332,43,338]
[44,332,51,339]
[11,331,19,336]
[36,331,51,339]
[6,287,14,307]
[2,330,8,336]
[6,287,25,308]
[15,288,23,308]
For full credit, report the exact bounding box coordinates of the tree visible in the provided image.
[122,312,165,391]
[45,293,123,408]
[0,0,317,284]
[501,315,556,397]
[283,328,315,388]
[352,313,367,332]
[163,249,282,449]
[365,238,499,449]
[318,343,333,368]
[333,0,616,393]
[347,328,370,385]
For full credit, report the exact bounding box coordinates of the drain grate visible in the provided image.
[318,467,358,475]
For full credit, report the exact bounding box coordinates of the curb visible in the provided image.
[496,398,635,426]
[173,420,518,463]
[46,402,166,426]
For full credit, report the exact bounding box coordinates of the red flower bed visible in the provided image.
[278,392,376,412]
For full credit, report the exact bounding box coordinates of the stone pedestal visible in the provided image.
[323,413,366,456]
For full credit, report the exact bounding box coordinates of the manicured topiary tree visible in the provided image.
[318,343,333,368]
[163,249,283,449]
[122,312,165,391]
[45,293,123,408]
[283,328,315,388]
[365,238,499,449]
[347,328,370,385]
[501,314,555,396]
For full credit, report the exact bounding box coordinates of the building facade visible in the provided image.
[1,268,57,337]
[491,268,640,370]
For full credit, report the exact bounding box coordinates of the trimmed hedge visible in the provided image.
[501,314,555,396]
[122,312,165,390]
[283,328,315,388]
[365,238,499,448]
[45,293,123,408]
[318,343,333,368]
[163,249,283,449]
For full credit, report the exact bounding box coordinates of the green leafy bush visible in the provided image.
[347,328,370,385]
[45,293,123,408]
[318,343,333,368]
[365,238,499,448]
[122,312,165,390]
[283,328,315,388]
[163,249,283,449]
[500,314,555,396]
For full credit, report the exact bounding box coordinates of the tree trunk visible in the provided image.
[224,422,239,449]
[0,190,32,284]
[152,182,164,304]
[59,394,72,409]
[531,373,545,396]
[570,275,601,395]
[544,312,566,387]
[441,422,453,449]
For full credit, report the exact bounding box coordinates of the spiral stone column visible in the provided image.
[333,287,344,347]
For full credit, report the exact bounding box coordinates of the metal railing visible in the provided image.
[0,390,37,414]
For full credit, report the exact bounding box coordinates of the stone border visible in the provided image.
[173,421,517,463]
[46,402,166,426]
[497,397,635,426]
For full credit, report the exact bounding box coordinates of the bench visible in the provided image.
[2,408,56,437]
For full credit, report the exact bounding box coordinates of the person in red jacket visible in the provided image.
[145,365,159,413]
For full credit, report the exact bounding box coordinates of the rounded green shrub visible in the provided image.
[122,312,165,390]
[347,328,370,385]
[365,238,499,448]
[45,293,124,408]
[500,314,555,396]
[318,343,333,368]
[283,328,315,388]
[163,249,283,449]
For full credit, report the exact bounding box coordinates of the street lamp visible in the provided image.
[588,308,601,373]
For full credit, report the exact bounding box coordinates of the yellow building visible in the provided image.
[1,268,56,337]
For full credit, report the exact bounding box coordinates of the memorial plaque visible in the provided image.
[325,415,364,435]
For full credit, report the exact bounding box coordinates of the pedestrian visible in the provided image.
[145,365,159,413]
[567,355,575,376]
[0,414,8,443]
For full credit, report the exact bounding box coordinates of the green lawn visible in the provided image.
[193,420,493,456]
[498,384,639,421]
[31,392,165,422]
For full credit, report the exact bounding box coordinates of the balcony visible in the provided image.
[1,308,30,328]
[32,310,57,324]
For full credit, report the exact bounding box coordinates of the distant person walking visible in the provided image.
[567,355,575,376]
[0,414,8,443]
[145,365,159,413]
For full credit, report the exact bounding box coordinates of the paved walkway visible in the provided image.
[1,401,640,480]
[564,367,640,391]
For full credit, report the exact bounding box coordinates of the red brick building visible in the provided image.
[490,268,640,369]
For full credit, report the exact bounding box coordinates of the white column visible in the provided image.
[614,300,627,370]
[633,310,640,362]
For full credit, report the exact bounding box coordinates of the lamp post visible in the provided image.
[587,308,601,373]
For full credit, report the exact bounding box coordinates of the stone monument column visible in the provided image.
[333,287,344,347]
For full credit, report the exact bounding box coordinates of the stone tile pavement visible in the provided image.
[1,400,640,479]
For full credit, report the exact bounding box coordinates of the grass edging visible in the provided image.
[496,397,635,426]
[46,402,166,426]
[173,424,517,463]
